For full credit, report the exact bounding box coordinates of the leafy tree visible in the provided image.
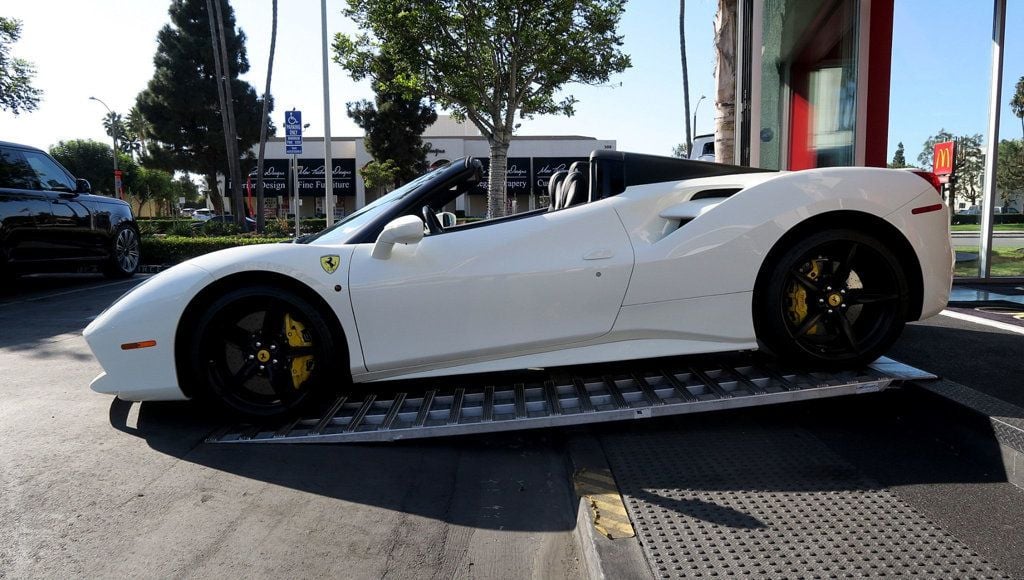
[347,55,437,188]
[888,141,907,168]
[360,159,402,199]
[50,140,116,196]
[136,0,271,214]
[336,0,631,217]
[0,17,41,115]
[996,139,1024,209]
[919,130,984,207]
[671,143,688,158]
[1010,76,1024,139]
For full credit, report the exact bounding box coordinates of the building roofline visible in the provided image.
[267,135,605,142]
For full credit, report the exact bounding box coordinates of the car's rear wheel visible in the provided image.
[755,229,909,367]
[103,224,140,278]
[189,286,337,419]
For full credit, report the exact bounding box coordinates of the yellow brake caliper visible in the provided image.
[283,313,314,389]
[786,260,822,335]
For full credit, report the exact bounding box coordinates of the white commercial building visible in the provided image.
[240,116,615,219]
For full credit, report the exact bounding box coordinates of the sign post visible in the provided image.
[285,110,303,236]
[932,140,956,212]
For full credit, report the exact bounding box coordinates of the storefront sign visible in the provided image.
[533,157,587,195]
[933,141,955,183]
[476,157,532,195]
[296,158,356,196]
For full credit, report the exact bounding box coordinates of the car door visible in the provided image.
[20,149,95,259]
[348,200,634,372]
[0,147,51,264]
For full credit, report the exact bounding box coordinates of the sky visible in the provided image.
[1,0,1021,163]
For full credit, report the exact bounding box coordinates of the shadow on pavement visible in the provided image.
[0,274,142,356]
[108,397,580,533]
[890,319,1024,408]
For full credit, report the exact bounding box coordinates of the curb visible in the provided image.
[909,378,1024,490]
[138,265,167,274]
[567,433,652,580]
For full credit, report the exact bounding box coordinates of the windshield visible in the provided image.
[305,164,446,245]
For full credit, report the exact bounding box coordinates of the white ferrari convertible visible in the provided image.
[84,152,952,418]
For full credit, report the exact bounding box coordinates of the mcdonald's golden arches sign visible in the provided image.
[932,141,955,183]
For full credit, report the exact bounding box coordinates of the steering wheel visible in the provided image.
[422,205,443,235]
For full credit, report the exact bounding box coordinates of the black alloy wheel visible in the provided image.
[756,229,909,367]
[190,286,336,418]
[103,225,140,278]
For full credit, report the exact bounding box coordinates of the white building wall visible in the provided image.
[250,133,616,218]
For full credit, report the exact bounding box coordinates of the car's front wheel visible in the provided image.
[755,229,909,367]
[103,224,140,278]
[189,286,337,418]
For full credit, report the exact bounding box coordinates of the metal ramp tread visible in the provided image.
[206,356,936,444]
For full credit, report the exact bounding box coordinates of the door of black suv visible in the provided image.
[0,146,52,266]
[19,148,98,260]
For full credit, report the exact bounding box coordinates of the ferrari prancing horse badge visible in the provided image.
[320,255,340,274]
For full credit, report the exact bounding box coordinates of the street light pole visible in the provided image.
[89,96,119,197]
[692,95,706,148]
[320,0,334,226]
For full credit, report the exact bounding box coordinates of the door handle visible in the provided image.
[583,249,614,260]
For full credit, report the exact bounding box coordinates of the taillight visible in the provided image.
[911,170,942,194]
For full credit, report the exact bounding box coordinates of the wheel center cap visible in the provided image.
[256,349,271,363]
[827,293,843,307]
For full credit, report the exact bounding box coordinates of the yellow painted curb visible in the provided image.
[574,467,635,540]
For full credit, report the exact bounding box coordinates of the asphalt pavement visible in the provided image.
[0,275,582,579]
[2,275,1024,578]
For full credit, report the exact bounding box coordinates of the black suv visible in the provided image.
[0,141,140,279]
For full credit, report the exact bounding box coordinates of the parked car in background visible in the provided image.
[0,140,140,279]
[689,134,716,162]
[192,208,213,221]
[192,214,256,232]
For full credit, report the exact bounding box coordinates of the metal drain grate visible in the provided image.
[602,425,1008,579]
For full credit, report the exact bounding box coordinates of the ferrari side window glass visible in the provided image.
[22,151,76,192]
[0,148,38,190]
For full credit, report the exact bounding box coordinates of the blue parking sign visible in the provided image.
[285,110,302,154]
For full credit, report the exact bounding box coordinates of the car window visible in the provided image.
[0,147,38,189]
[22,150,76,192]
[702,141,715,156]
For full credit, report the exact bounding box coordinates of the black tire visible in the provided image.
[754,229,909,367]
[188,285,338,419]
[103,224,140,278]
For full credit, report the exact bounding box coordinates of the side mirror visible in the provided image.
[371,215,424,259]
[439,211,457,228]
[75,178,91,194]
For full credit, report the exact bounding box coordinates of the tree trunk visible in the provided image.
[680,0,692,155]
[713,0,736,164]
[206,0,234,217]
[255,0,278,232]
[212,0,245,226]
[487,137,510,219]
[206,174,225,214]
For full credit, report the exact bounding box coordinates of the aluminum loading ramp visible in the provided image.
[206,356,936,444]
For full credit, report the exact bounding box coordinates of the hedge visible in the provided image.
[950,214,1024,225]
[141,235,290,265]
[136,218,330,235]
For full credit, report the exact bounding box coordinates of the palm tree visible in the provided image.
[255,0,278,232]
[713,0,736,164]
[212,0,245,225]
[680,0,692,155]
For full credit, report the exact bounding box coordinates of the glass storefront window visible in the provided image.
[758,0,859,171]
[993,0,1024,277]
